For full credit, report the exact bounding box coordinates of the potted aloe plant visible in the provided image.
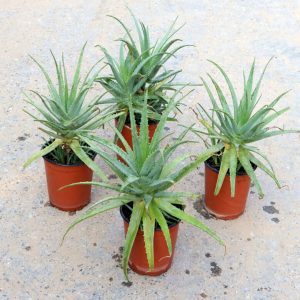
[23,44,120,211]
[63,93,224,279]
[96,12,191,155]
[191,59,299,219]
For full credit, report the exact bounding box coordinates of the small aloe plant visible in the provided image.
[191,59,299,198]
[63,91,224,280]
[23,44,121,180]
[96,11,192,134]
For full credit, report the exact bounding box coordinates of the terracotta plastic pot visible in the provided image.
[120,204,180,276]
[204,161,251,220]
[115,120,157,163]
[43,154,95,212]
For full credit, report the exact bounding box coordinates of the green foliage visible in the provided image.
[63,93,224,280]
[23,44,121,179]
[42,139,95,165]
[192,59,299,198]
[96,12,192,135]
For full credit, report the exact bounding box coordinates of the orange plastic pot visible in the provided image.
[120,204,180,276]
[115,120,157,163]
[204,162,251,220]
[43,156,95,211]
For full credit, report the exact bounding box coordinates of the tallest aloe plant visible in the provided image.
[96,12,192,133]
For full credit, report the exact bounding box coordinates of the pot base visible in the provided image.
[129,260,172,276]
[50,201,90,212]
[204,202,244,220]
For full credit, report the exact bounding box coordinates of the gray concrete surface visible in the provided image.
[1,0,300,299]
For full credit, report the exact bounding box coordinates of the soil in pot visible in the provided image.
[115,118,158,163]
[43,141,96,212]
[120,202,182,276]
[204,158,254,220]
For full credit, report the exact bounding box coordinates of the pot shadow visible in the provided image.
[193,195,216,220]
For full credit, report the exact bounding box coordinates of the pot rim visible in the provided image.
[119,203,181,231]
[205,159,257,176]
[42,140,97,167]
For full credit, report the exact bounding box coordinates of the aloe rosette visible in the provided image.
[192,59,298,198]
[63,92,224,279]
[23,44,121,180]
[96,12,192,134]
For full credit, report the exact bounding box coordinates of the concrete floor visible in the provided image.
[1,0,300,299]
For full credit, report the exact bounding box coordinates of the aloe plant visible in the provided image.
[23,44,121,180]
[96,12,191,134]
[192,59,298,198]
[63,92,223,280]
